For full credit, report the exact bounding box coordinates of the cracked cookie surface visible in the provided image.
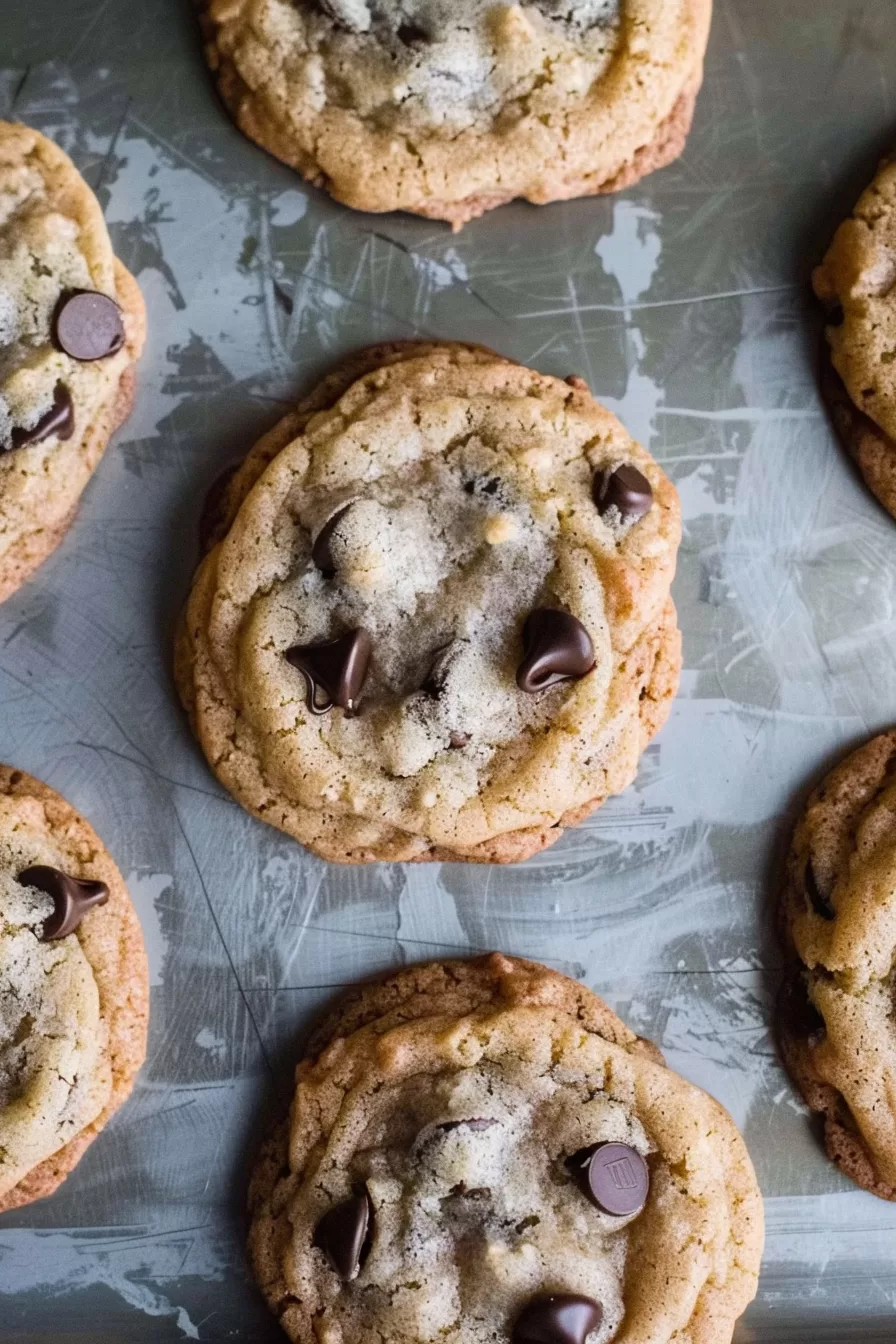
[176,342,681,864]
[778,730,896,1199]
[0,122,146,601]
[199,0,711,226]
[0,765,148,1212]
[814,153,896,519]
[248,953,763,1344]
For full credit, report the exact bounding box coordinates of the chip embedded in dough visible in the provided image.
[176,342,682,864]
[199,0,712,227]
[0,121,146,601]
[0,765,149,1212]
[248,954,763,1344]
[778,729,896,1199]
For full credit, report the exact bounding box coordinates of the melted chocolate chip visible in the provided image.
[805,859,834,920]
[311,503,354,576]
[568,1141,649,1217]
[780,973,826,1047]
[313,1188,372,1280]
[54,290,125,361]
[286,629,372,714]
[9,383,74,451]
[18,865,109,940]
[592,463,653,524]
[516,609,594,693]
[513,1294,603,1344]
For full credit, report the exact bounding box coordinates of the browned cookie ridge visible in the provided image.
[777,730,896,1198]
[0,122,146,601]
[247,954,763,1344]
[0,766,149,1212]
[814,153,896,520]
[176,342,682,864]
[200,1,711,227]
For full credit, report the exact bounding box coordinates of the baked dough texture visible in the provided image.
[813,154,896,519]
[0,122,146,601]
[176,342,681,864]
[0,766,149,1212]
[200,0,712,227]
[248,954,763,1344]
[778,730,896,1199]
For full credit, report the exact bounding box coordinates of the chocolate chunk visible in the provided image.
[54,290,125,362]
[9,383,74,451]
[513,1294,603,1344]
[314,1189,372,1280]
[804,859,834,920]
[593,463,653,524]
[516,609,594,693]
[397,21,428,42]
[311,503,354,576]
[569,1141,649,1217]
[449,731,470,750]
[18,865,109,941]
[286,628,372,714]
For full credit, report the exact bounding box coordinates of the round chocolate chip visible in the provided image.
[311,503,354,576]
[516,609,594,693]
[18,865,109,941]
[513,1293,603,1344]
[54,290,125,362]
[285,628,372,714]
[313,1188,372,1280]
[593,463,653,524]
[9,382,74,451]
[569,1142,649,1217]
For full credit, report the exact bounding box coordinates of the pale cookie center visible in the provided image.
[302,1066,649,1344]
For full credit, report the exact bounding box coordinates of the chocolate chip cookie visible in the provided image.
[777,730,896,1199]
[176,342,681,864]
[200,1,712,228]
[0,122,146,601]
[813,153,896,519]
[248,954,763,1344]
[0,765,149,1212]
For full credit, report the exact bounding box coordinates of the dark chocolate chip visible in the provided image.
[438,1118,497,1134]
[313,1188,372,1280]
[286,628,372,714]
[779,973,826,1047]
[18,865,109,941]
[825,302,845,328]
[397,21,428,42]
[805,859,834,920]
[516,609,594,693]
[311,503,354,576]
[54,290,125,362]
[513,1294,603,1344]
[568,1141,649,1217]
[9,383,74,451]
[592,463,653,524]
[449,731,471,750]
[565,375,589,391]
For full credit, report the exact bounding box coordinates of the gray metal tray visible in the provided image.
[2,1,896,1338]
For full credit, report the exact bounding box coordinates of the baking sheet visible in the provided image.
[2,0,896,1338]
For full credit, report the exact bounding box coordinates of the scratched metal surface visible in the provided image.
[1,0,895,1339]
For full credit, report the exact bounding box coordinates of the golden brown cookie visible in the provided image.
[176,342,681,864]
[813,153,896,519]
[0,765,149,1212]
[200,1,712,228]
[777,730,896,1199]
[0,122,146,601]
[248,953,763,1344]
